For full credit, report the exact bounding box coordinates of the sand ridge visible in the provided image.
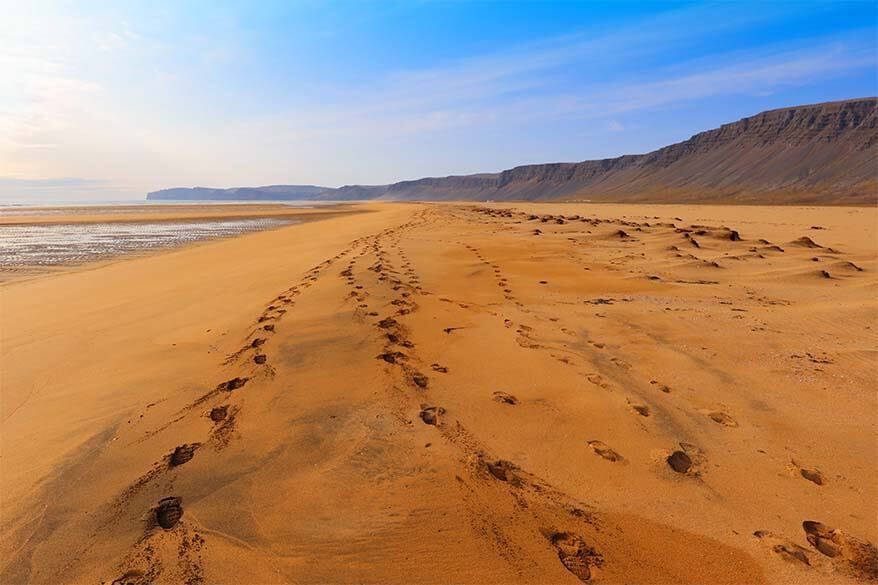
[1,202,875,584]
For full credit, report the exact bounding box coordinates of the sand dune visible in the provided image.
[1,202,876,584]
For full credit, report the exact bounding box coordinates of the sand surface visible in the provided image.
[1,202,876,584]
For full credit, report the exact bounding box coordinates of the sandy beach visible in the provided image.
[1,202,876,584]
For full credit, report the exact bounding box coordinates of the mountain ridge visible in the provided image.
[146,184,329,201]
[147,98,878,205]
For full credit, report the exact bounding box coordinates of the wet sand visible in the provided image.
[1,202,876,584]
[0,202,353,226]
[0,204,358,281]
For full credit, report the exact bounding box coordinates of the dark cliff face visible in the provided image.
[664,100,875,151]
[370,98,876,204]
[149,98,878,205]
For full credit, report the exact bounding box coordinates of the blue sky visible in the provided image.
[1,0,876,199]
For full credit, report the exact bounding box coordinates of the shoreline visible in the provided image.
[0,202,358,226]
[0,203,368,284]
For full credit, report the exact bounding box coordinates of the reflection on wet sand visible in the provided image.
[0,218,294,272]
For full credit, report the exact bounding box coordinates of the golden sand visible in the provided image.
[1,202,876,584]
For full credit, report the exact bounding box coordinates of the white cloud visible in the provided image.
[0,2,874,196]
[558,40,877,118]
[254,30,876,145]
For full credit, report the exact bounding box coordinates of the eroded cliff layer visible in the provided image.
[358,98,877,204]
[150,99,878,204]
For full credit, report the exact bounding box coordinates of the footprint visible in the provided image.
[550,532,601,582]
[588,440,624,462]
[155,497,183,529]
[169,444,200,467]
[209,406,228,422]
[485,459,520,485]
[430,363,448,373]
[377,351,407,364]
[650,380,671,393]
[803,521,878,579]
[216,377,248,392]
[708,411,737,427]
[586,374,609,389]
[629,402,650,417]
[419,405,445,426]
[411,372,429,389]
[111,571,148,585]
[254,355,267,365]
[799,467,824,486]
[516,336,543,350]
[804,521,844,558]
[377,317,399,328]
[754,530,811,566]
[492,391,519,405]
[610,357,631,369]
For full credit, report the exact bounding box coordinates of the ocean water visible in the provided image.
[0,218,295,270]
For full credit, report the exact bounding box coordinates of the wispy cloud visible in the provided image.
[561,38,878,118]
[260,26,876,142]
[0,2,874,193]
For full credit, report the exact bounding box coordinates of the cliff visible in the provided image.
[149,98,878,205]
[359,98,877,204]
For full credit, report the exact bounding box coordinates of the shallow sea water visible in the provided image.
[0,217,293,270]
